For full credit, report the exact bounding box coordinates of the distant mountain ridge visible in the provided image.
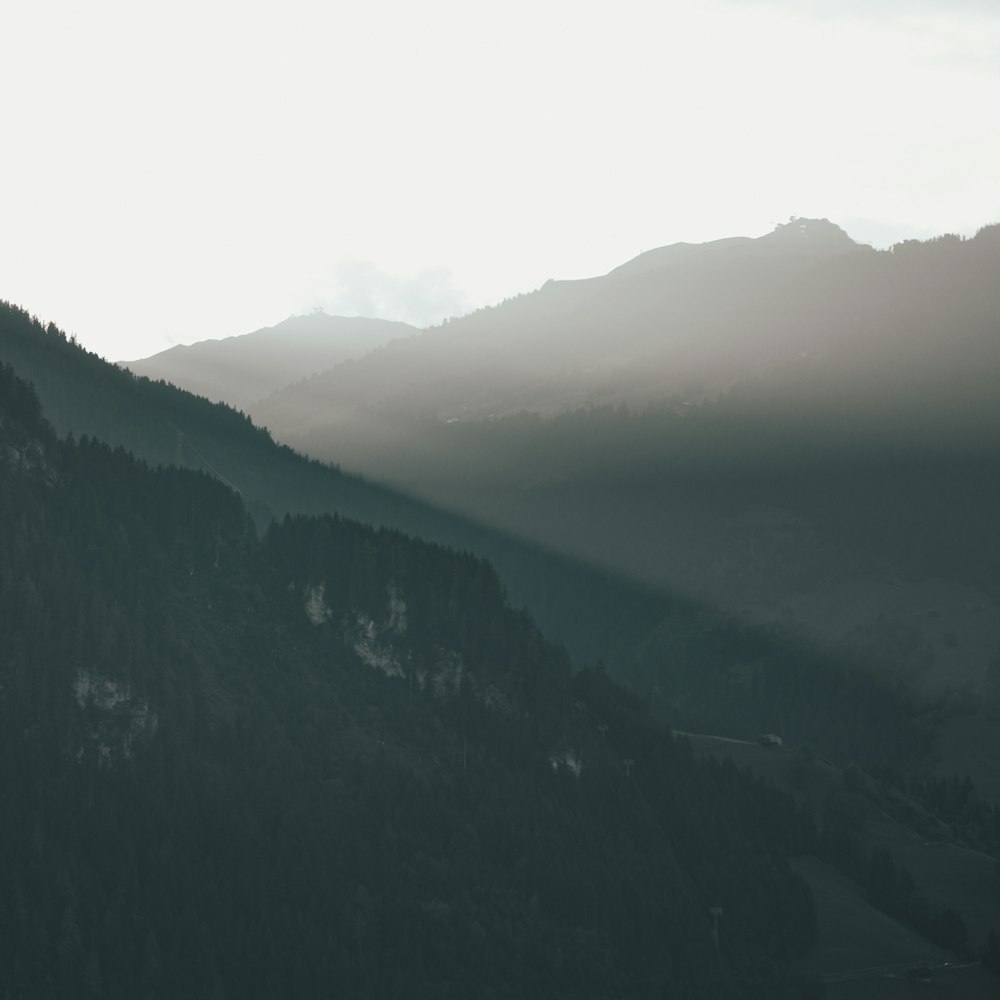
[249,218,873,436]
[123,312,416,411]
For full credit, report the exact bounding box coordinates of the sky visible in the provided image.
[2,0,999,361]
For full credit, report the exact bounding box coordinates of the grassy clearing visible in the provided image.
[866,819,1000,948]
[791,856,952,976]
[685,731,1000,985]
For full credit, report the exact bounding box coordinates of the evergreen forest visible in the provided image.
[1,361,823,997]
[3,285,1000,996]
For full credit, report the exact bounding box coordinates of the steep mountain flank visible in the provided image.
[0,365,829,998]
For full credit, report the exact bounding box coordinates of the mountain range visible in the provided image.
[4,329,998,998]
[4,213,1000,995]
[121,219,1000,796]
[251,218,880,431]
[247,219,1000,462]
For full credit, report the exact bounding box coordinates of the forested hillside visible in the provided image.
[1,364,826,998]
[0,301,935,772]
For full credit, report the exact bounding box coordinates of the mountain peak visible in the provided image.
[121,314,417,410]
[610,218,864,281]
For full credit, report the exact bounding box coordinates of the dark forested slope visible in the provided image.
[0,364,826,998]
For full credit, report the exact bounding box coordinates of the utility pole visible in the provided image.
[710,907,723,956]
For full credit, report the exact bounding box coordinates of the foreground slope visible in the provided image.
[0,364,823,998]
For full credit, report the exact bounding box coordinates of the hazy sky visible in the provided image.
[3,0,999,360]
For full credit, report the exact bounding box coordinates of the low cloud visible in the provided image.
[312,261,473,328]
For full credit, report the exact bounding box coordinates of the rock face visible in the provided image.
[73,670,157,763]
[302,579,519,710]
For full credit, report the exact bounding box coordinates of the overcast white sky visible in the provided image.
[3,0,999,360]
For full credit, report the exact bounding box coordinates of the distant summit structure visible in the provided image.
[757,216,869,254]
